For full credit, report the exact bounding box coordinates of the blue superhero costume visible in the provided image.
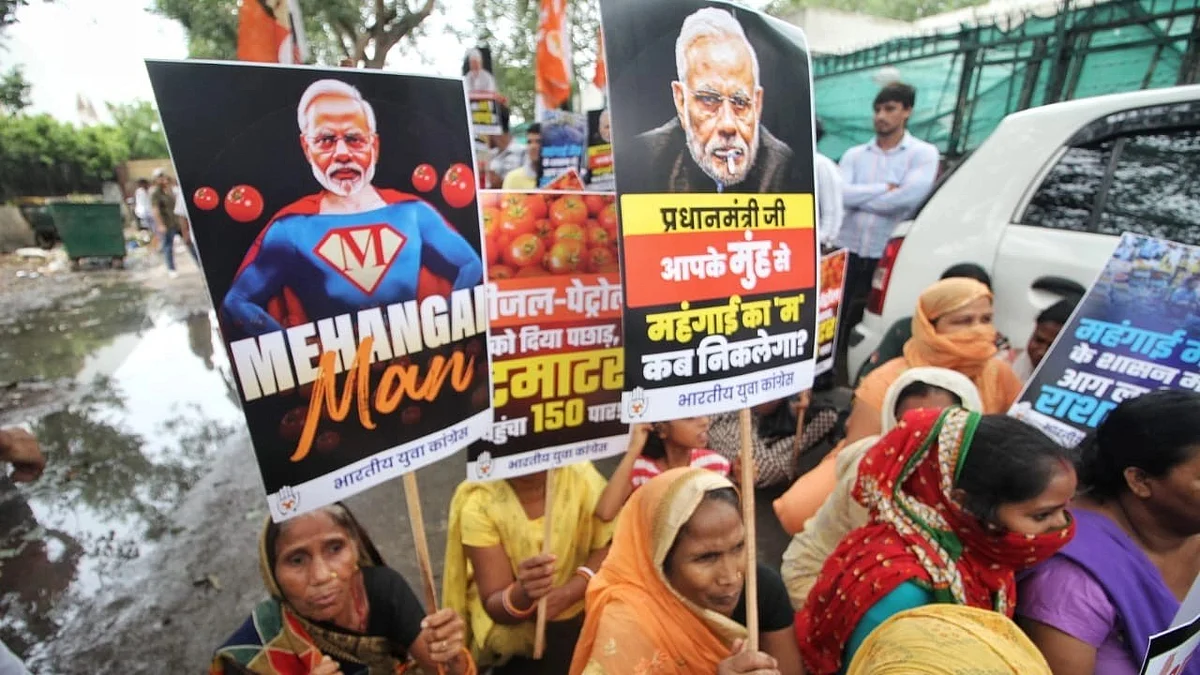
[222,189,482,337]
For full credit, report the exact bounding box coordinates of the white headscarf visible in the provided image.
[879,366,984,432]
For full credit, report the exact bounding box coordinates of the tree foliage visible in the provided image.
[0,114,129,198]
[152,0,440,68]
[107,101,169,160]
[0,65,31,114]
[766,0,989,22]
[469,0,602,122]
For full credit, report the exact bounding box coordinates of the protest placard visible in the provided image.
[539,110,587,189]
[1011,233,1200,447]
[470,189,626,481]
[585,108,614,192]
[1141,612,1200,675]
[148,61,493,522]
[599,0,818,423]
[470,95,502,137]
[816,248,848,376]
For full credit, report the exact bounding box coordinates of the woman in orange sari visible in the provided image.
[774,278,1023,531]
[570,468,800,675]
[844,277,1022,444]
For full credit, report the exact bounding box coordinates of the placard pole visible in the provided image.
[739,408,759,652]
[533,468,557,659]
[403,472,439,613]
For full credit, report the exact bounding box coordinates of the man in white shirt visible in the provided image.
[486,106,526,188]
[813,118,844,250]
[464,48,497,95]
[835,82,939,366]
[132,178,153,231]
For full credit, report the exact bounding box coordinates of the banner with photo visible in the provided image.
[585,108,614,192]
[816,248,848,376]
[539,110,587,188]
[470,190,625,480]
[598,0,819,422]
[1011,233,1200,447]
[148,61,493,521]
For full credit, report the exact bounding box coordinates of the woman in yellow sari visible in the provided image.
[443,462,613,673]
[570,468,801,675]
[845,605,1052,675]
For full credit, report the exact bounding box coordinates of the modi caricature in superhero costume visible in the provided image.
[221,79,483,338]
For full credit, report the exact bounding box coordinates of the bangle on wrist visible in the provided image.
[501,583,536,618]
[574,566,595,584]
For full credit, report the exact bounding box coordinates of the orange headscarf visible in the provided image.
[568,468,746,675]
[858,278,1022,414]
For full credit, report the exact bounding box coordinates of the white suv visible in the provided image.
[848,85,1200,377]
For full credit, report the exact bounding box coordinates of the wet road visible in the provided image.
[0,261,794,673]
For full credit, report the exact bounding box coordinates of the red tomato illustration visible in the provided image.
[225,185,264,223]
[193,186,219,211]
[412,164,437,193]
[441,163,475,208]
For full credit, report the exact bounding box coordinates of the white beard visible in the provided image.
[682,106,759,187]
[313,158,377,197]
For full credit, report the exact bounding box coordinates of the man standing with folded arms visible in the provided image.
[835,82,939,377]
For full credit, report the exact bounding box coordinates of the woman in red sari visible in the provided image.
[795,408,1078,675]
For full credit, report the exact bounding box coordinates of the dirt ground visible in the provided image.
[0,242,797,674]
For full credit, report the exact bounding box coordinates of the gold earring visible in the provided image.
[331,571,339,580]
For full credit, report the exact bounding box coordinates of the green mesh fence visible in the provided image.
[813,0,1200,160]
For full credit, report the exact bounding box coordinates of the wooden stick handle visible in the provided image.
[739,408,759,652]
[403,472,439,613]
[533,468,556,659]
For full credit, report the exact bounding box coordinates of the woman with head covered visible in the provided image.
[774,278,1024,534]
[571,468,802,675]
[795,409,1077,674]
[211,503,475,674]
[780,367,982,608]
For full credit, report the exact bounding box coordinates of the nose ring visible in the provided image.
[331,571,339,580]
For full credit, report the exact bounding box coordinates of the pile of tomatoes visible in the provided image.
[820,252,846,292]
[480,192,620,280]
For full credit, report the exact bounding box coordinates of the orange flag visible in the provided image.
[593,29,607,90]
[536,0,571,111]
[237,0,303,64]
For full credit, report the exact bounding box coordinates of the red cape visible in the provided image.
[231,188,458,330]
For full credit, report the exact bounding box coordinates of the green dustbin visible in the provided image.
[47,202,125,269]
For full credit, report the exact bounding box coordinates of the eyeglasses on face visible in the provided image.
[305,131,374,153]
[689,88,753,117]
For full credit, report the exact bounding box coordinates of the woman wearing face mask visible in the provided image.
[775,278,1024,533]
[571,468,802,675]
[211,503,474,675]
[1017,390,1200,675]
[594,416,729,522]
[796,409,1077,675]
[846,278,1023,444]
[780,367,983,606]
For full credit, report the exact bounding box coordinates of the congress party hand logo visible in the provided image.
[627,387,648,419]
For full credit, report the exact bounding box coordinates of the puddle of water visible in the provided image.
[0,294,244,662]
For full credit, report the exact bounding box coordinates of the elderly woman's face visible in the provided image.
[934,296,994,336]
[274,511,359,622]
[665,496,746,617]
